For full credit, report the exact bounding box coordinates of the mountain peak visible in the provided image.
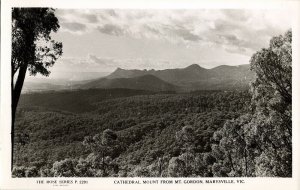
[185,64,204,70]
[80,63,254,91]
[115,67,124,72]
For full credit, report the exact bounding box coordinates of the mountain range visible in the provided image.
[79,74,178,92]
[79,64,255,92]
[23,64,256,93]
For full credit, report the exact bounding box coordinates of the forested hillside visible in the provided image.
[12,30,292,178]
[13,90,250,177]
[79,75,178,92]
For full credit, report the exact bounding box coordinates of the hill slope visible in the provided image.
[79,74,178,92]
[94,64,255,91]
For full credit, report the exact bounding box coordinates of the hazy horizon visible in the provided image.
[26,62,251,82]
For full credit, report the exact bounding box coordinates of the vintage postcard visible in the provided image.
[1,0,300,189]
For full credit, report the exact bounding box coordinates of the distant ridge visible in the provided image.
[79,74,178,92]
[97,64,255,91]
[108,64,210,82]
[26,64,256,92]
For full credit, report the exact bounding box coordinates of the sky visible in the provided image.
[32,9,291,80]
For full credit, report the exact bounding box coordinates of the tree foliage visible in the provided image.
[82,129,121,176]
[211,29,292,177]
[11,8,62,169]
[12,8,62,77]
[14,90,249,177]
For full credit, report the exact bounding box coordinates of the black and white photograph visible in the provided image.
[8,7,293,178]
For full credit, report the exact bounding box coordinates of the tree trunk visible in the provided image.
[102,152,107,176]
[158,158,162,177]
[244,149,248,177]
[11,63,28,170]
[228,152,236,176]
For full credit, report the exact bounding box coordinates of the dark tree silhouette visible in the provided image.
[11,8,62,169]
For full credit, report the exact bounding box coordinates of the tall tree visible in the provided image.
[11,8,62,169]
[249,29,292,177]
[211,29,292,177]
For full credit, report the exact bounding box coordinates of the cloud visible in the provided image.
[53,55,118,72]
[97,24,125,36]
[221,9,250,22]
[56,10,100,33]
[83,14,98,23]
[56,55,206,72]
[209,34,259,55]
[60,22,86,32]
[56,9,291,56]
[173,27,202,42]
[88,54,117,66]
[225,46,248,55]
[104,9,118,18]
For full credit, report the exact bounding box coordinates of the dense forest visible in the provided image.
[12,30,292,177]
[13,90,250,177]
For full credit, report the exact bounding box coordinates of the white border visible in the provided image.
[1,0,300,190]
